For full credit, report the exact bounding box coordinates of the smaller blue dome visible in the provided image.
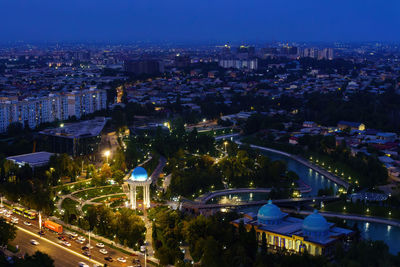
[257,200,285,225]
[130,167,148,181]
[302,210,329,235]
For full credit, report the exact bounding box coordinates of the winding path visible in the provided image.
[285,209,400,228]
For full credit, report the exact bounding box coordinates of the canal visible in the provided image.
[260,150,339,196]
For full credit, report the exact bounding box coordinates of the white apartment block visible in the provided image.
[0,88,107,133]
[219,58,258,70]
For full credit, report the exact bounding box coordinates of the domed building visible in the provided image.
[257,200,287,225]
[302,210,330,238]
[130,167,148,181]
[127,166,152,209]
[232,200,354,257]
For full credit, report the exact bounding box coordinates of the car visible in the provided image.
[78,262,89,267]
[104,256,113,262]
[117,257,127,263]
[77,236,86,242]
[99,249,108,254]
[30,239,39,245]
[62,241,71,247]
[96,242,104,248]
[38,230,45,236]
[5,213,11,218]
[23,221,31,226]
[11,219,18,224]
[85,243,93,249]
[69,235,76,240]
[70,232,78,237]
[76,239,84,244]
[81,246,89,251]
[82,251,91,257]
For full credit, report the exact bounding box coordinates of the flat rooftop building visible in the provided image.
[39,117,108,156]
[7,151,54,169]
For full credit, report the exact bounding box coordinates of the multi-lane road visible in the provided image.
[1,208,143,267]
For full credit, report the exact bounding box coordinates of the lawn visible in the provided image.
[198,127,238,137]
[61,197,79,214]
[72,186,123,201]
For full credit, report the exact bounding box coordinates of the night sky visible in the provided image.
[1,0,399,43]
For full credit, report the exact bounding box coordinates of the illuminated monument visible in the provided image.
[127,167,151,209]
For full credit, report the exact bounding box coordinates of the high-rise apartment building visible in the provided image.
[0,88,107,133]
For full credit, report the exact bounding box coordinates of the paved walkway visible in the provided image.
[195,186,311,204]
[56,184,121,211]
[235,140,350,189]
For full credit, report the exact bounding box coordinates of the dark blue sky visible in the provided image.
[1,0,399,43]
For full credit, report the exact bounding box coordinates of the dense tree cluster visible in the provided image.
[153,119,215,158]
[167,151,224,198]
[219,144,298,190]
[84,205,146,249]
[299,135,388,187]
[149,206,185,266]
[0,159,55,215]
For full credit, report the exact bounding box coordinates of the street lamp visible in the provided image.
[224,141,228,153]
[103,150,110,164]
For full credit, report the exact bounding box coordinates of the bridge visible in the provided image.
[182,195,339,215]
[195,186,312,204]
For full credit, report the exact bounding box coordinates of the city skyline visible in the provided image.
[1,0,400,43]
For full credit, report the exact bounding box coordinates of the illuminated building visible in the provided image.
[231,200,353,256]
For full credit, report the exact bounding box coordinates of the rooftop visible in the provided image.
[40,117,108,139]
[7,151,54,168]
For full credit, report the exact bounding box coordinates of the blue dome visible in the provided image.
[257,200,285,225]
[302,210,330,235]
[130,167,148,181]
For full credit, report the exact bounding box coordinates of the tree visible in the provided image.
[112,170,125,185]
[200,236,221,267]
[17,251,54,267]
[0,217,16,246]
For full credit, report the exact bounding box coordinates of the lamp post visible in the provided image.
[224,141,228,154]
[104,150,110,164]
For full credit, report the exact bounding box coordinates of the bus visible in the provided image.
[23,210,37,220]
[12,206,25,216]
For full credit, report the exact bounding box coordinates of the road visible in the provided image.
[10,228,91,267]
[1,208,144,267]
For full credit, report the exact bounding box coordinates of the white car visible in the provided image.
[30,239,39,245]
[117,257,127,263]
[77,236,86,242]
[78,262,89,267]
[85,244,93,249]
[62,241,71,247]
[5,213,11,218]
[23,221,31,226]
[99,248,108,254]
[96,242,104,248]
[76,239,84,244]
[70,232,78,237]
[11,218,18,224]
